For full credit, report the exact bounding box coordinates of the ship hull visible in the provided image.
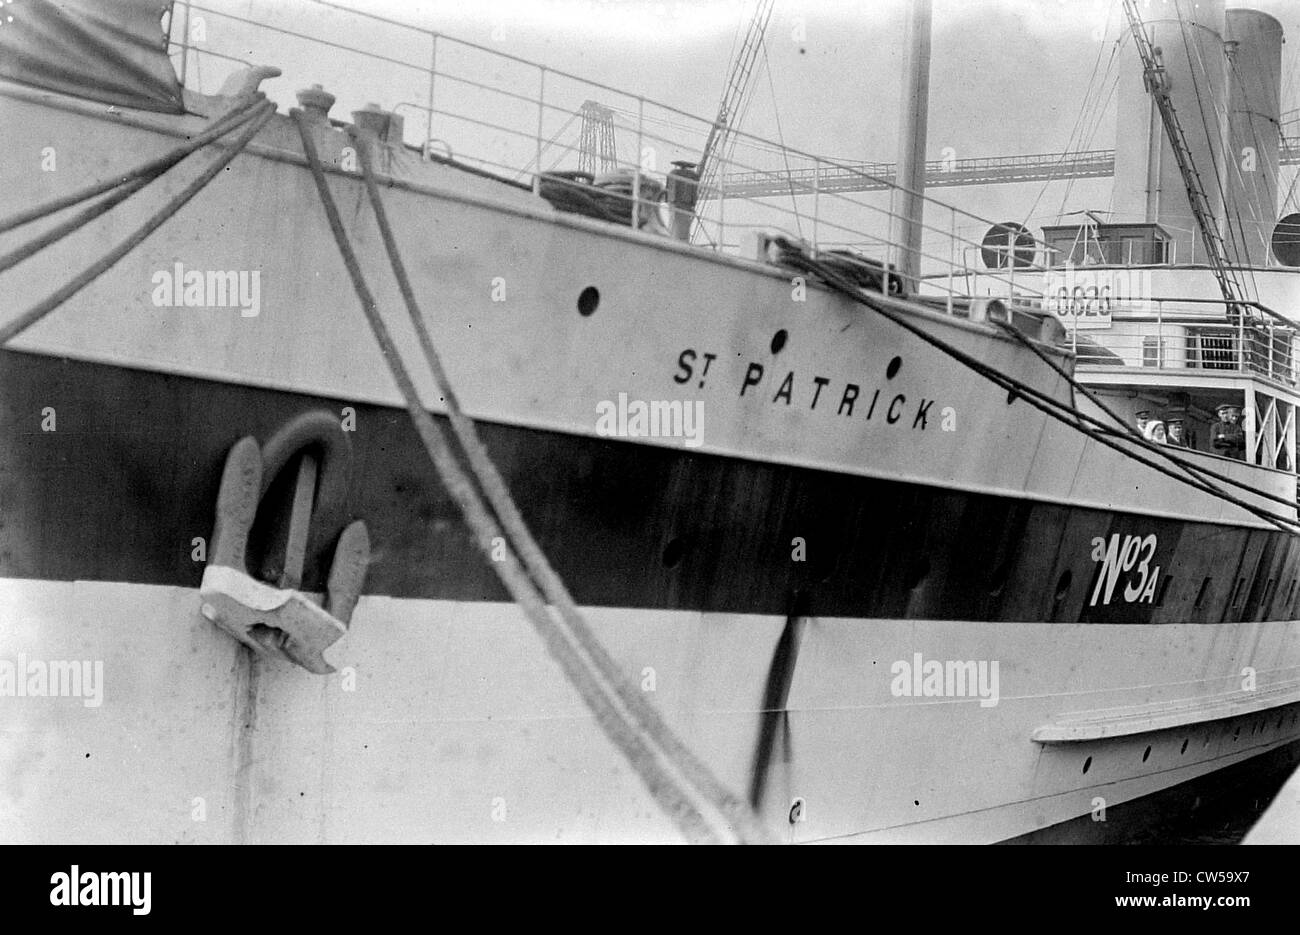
[3,353,1300,843]
[4,573,1299,843]
[4,84,1300,843]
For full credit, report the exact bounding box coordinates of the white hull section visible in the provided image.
[4,577,1299,843]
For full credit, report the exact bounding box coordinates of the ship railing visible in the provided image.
[1067,297,1300,388]
[165,0,1066,310]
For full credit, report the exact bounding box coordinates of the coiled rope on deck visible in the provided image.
[293,110,772,845]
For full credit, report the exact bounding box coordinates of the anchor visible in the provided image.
[199,412,369,674]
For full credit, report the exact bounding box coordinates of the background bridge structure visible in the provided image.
[710,139,1300,199]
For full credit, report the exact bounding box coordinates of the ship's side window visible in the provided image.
[1231,577,1247,608]
[1141,337,1165,368]
[1288,579,1298,611]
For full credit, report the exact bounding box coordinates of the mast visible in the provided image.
[891,0,932,290]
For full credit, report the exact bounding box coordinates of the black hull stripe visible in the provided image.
[2,349,1298,623]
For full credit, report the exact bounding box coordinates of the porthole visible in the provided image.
[770,329,788,354]
[1180,738,1188,755]
[662,537,684,568]
[886,356,902,379]
[1082,756,1092,774]
[1142,745,1151,762]
[577,286,600,316]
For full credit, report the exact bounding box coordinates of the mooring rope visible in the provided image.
[0,96,270,236]
[0,175,154,276]
[293,110,771,845]
[0,99,275,346]
[778,241,1300,536]
[350,129,774,845]
[990,317,1300,517]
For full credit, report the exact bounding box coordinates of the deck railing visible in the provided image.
[165,0,1065,308]
[1069,298,1300,387]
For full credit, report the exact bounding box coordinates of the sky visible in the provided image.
[179,0,1300,248]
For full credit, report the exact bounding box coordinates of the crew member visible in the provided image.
[1135,409,1153,435]
[1166,417,1190,449]
[1211,403,1246,460]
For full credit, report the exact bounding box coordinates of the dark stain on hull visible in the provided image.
[748,589,811,811]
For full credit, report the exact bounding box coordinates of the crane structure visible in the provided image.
[695,0,776,211]
[576,100,619,176]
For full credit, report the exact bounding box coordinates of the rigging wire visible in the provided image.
[991,316,1299,514]
[1173,0,1256,298]
[1224,54,1276,263]
[1059,58,1124,228]
[1218,53,1273,272]
[759,32,803,238]
[1022,1,1117,227]
[1281,161,1300,218]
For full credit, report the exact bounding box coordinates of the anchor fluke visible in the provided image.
[200,423,369,675]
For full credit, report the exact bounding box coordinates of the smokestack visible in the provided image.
[1225,9,1283,268]
[1113,0,1229,263]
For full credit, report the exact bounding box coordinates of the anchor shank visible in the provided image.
[279,454,318,590]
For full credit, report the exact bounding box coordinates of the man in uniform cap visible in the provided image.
[1166,415,1191,449]
[1210,403,1245,460]
[1135,409,1153,435]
